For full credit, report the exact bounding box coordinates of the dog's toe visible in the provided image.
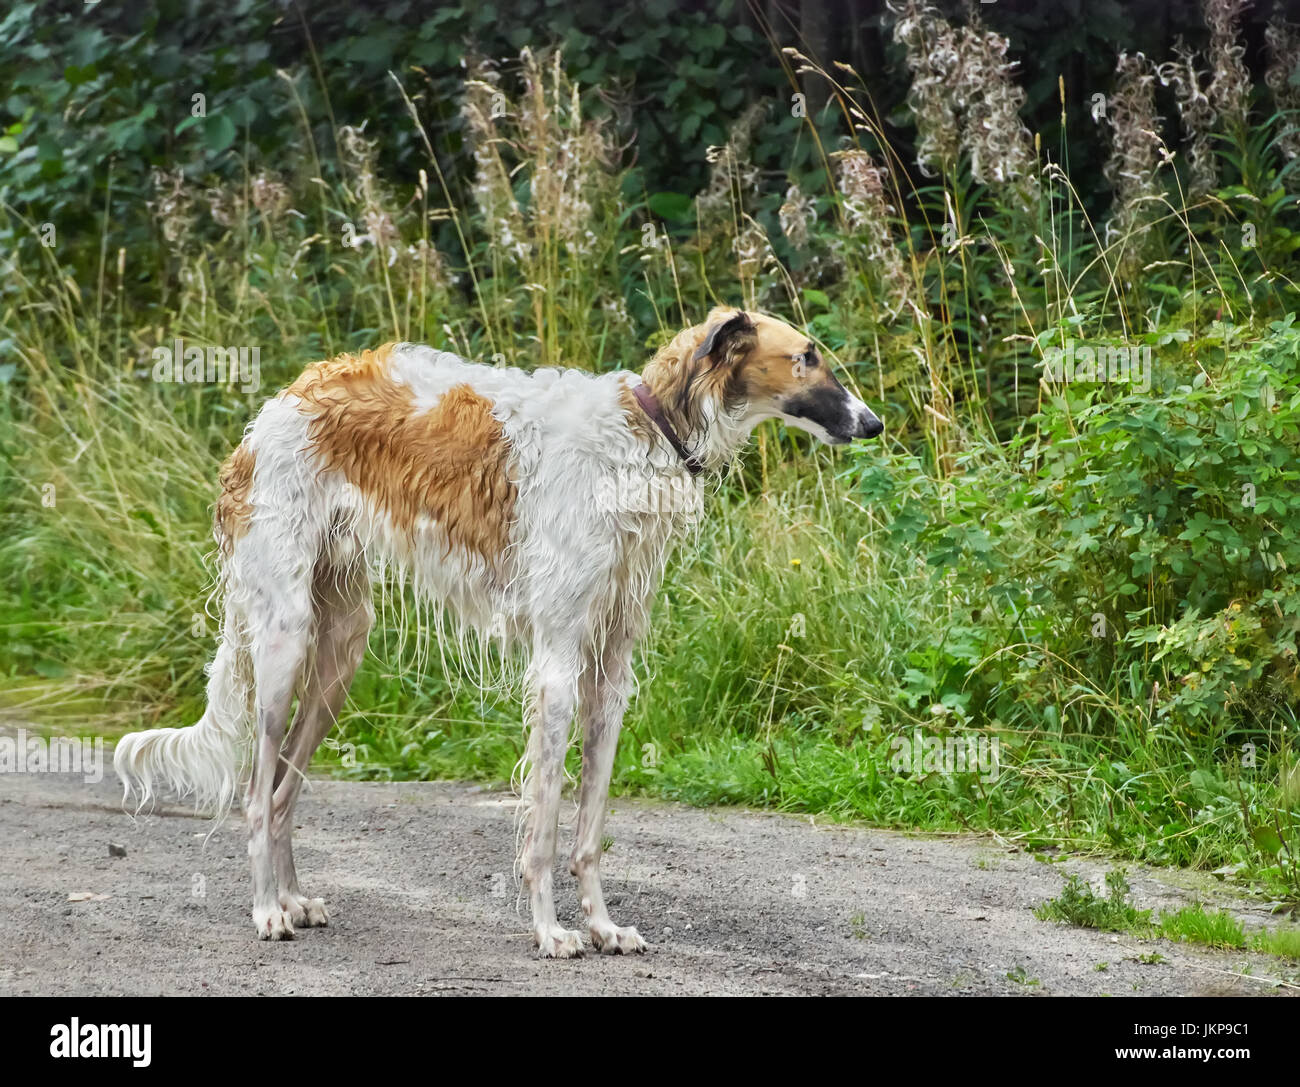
[280,893,329,928]
[253,906,295,941]
[535,926,585,959]
[590,921,646,955]
[299,897,330,927]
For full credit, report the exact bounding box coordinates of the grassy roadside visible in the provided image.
[3,6,1300,910]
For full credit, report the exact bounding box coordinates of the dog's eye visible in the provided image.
[794,351,818,369]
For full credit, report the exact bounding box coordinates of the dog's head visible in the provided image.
[689,307,884,445]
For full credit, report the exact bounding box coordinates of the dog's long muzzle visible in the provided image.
[852,403,883,442]
[854,407,884,440]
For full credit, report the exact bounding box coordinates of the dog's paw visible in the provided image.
[589,919,646,955]
[534,925,585,959]
[280,893,329,929]
[253,905,296,941]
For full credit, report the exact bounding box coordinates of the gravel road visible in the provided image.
[2,744,1297,996]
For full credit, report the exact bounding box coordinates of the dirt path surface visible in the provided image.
[3,752,1297,996]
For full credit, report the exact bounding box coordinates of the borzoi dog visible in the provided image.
[114,307,883,957]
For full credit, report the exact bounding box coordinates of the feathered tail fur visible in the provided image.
[113,634,254,815]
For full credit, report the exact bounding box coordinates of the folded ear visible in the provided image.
[693,310,757,363]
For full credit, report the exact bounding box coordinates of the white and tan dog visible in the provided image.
[114,307,883,957]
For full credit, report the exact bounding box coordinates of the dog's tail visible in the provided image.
[114,637,254,815]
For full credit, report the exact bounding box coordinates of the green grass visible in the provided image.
[1159,904,1247,951]
[1160,904,1300,962]
[1035,873,1300,962]
[1253,925,1300,960]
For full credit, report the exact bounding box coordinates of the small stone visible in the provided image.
[108,843,126,858]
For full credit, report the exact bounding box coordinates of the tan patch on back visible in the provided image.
[215,442,256,557]
[286,345,516,567]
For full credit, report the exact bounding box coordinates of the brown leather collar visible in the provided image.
[630,382,704,476]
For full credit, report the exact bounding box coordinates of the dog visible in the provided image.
[114,306,883,957]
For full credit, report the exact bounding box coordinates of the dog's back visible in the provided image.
[115,342,684,816]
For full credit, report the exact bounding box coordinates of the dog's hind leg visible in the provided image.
[570,638,645,954]
[519,645,583,958]
[245,576,314,941]
[270,560,374,929]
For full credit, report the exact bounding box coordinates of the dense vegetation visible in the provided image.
[2,1,1299,903]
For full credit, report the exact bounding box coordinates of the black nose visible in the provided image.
[857,410,884,440]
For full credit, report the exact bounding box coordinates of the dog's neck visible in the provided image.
[635,369,759,475]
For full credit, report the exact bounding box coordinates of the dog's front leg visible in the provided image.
[520,651,583,958]
[570,643,645,954]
